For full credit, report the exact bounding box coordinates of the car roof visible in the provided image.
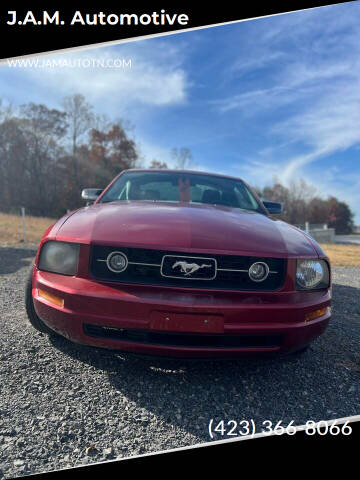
[121,168,246,183]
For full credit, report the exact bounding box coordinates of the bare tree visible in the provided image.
[261,178,317,225]
[93,112,112,132]
[62,94,94,185]
[149,160,168,169]
[0,99,14,122]
[171,147,195,170]
[18,103,68,214]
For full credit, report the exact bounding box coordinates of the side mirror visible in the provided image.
[263,201,283,214]
[81,188,103,202]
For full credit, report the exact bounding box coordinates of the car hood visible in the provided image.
[55,201,318,257]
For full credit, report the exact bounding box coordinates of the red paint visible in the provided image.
[54,202,318,257]
[31,169,332,358]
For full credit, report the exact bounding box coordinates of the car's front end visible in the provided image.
[32,245,331,358]
[29,170,331,358]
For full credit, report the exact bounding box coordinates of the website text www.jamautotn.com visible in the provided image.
[208,419,353,439]
[6,58,132,68]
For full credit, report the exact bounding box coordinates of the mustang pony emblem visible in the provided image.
[172,260,212,276]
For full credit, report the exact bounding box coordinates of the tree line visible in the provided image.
[0,95,354,233]
[0,94,199,218]
[0,93,197,219]
[255,179,354,234]
[0,94,142,217]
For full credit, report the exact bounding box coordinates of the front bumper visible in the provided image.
[32,270,331,358]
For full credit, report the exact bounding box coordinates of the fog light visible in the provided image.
[248,262,269,282]
[106,251,128,273]
[38,289,64,307]
[305,307,327,322]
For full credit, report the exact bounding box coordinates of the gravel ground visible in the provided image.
[0,245,359,478]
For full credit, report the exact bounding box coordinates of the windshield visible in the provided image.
[99,171,263,213]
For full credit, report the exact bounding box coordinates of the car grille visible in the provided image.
[89,246,286,291]
[83,324,283,349]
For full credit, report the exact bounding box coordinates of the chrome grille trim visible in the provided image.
[97,258,277,274]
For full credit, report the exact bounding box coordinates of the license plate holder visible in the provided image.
[149,311,224,333]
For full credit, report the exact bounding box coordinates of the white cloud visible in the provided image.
[230,51,285,76]
[272,78,360,184]
[135,138,173,167]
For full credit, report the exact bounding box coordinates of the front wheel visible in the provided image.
[25,268,58,335]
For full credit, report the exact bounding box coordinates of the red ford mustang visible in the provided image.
[26,169,331,358]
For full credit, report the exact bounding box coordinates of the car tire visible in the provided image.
[25,268,58,336]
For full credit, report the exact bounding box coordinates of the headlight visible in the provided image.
[296,259,330,290]
[38,241,80,276]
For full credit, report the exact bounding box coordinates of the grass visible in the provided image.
[319,243,360,267]
[0,212,54,245]
[0,212,359,267]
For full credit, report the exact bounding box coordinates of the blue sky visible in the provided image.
[1,3,360,223]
